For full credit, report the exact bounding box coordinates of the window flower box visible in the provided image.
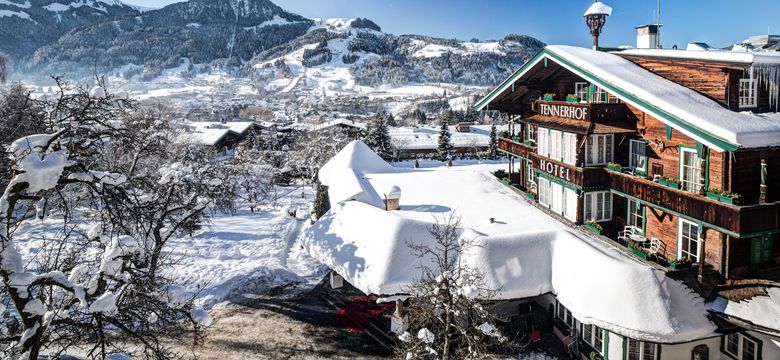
[527,192,537,200]
[628,241,649,260]
[543,93,556,101]
[523,139,537,147]
[658,177,680,190]
[606,162,623,172]
[512,136,522,143]
[706,189,740,205]
[501,177,510,186]
[585,222,602,235]
[669,258,692,270]
[566,95,579,103]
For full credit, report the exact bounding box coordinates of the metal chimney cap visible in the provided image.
[584,2,613,17]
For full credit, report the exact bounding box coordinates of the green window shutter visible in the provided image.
[665,125,673,140]
[604,330,610,360]
[696,142,706,158]
[751,236,773,265]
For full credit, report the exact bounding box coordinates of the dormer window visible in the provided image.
[739,78,758,108]
[575,82,589,101]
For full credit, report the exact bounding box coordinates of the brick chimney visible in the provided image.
[384,186,402,211]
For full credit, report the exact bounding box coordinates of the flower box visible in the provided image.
[566,95,579,103]
[606,163,623,172]
[512,136,522,143]
[527,192,537,200]
[585,223,602,235]
[706,191,737,205]
[629,247,648,260]
[543,94,556,101]
[669,261,691,270]
[659,179,680,190]
[523,140,537,147]
[501,177,510,186]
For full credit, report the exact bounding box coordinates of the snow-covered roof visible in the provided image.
[618,48,780,65]
[389,125,509,151]
[188,121,259,135]
[475,45,780,151]
[304,141,717,343]
[189,128,233,147]
[314,119,367,132]
[710,287,780,334]
[584,2,613,16]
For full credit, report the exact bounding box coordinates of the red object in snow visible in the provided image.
[336,296,394,334]
[530,330,541,342]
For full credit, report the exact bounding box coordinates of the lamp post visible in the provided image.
[584,2,613,50]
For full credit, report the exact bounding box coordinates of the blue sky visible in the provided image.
[123,0,779,48]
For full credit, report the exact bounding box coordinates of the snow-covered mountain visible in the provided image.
[0,0,138,59]
[25,0,314,78]
[19,0,544,88]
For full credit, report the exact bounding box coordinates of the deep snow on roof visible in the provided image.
[545,45,780,149]
[618,48,780,65]
[304,140,716,342]
[710,287,780,333]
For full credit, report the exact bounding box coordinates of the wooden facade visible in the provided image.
[490,53,780,280]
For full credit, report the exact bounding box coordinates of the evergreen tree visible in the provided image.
[313,183,330,221]
[488,123,498,159]
[364,118,394,160]
[437,120,453,162]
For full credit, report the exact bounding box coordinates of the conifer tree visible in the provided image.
[437,120,453,162]
[313,183,330,221]
[488,123,498,159]
[364,118,394,160]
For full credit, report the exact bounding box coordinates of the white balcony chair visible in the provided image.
[617,226,641,245]
[645,238,662,260]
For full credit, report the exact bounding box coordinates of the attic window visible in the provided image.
[739,78,758,108]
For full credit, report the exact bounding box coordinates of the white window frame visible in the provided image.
[555,301,575,329]
[739,78,758,109]
[563,187,578,222]
[679,147,703,194]
[627,339,659,360]
[575,82,589,101]
[538,177,551,207]
[550,130,562,161]
[592,85,609,103]
[538,127,550,158]
[584,191,612,223]
[581,323,605,355]
[526,123,537,142]
[586,134,613,166]
[627,199,644,234]
[563,132,577,165]
[629,139,647,173]
[526,161,536,185]
[723,333,759,360]
[678,219,701,263]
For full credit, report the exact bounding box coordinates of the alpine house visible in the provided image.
[305,2,780,360]
[470,1,780,359]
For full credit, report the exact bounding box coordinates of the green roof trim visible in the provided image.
[473,48,742,152]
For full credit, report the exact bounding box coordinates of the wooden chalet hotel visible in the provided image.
[475,5,780,285]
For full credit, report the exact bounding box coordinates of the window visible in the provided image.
[722,333,760,360]
[678,219,701,263]
[629,140,647,173]
[526,123,537,142]
[581,324,604,354]
[586,134,613,166]
[680,147,703,194]
[739,79,758,109]
[584,191,612,222]
[527,162,536,185]
[627,339,658,360]
[575,82,589,101]
[556,301,575,329]
[538,177,551,207]
[539,177,578,222]
[592,86,609,103]
[627,199,644,233]
[538,127,550,158]
[562,133,577,165]
[550,130,562,161]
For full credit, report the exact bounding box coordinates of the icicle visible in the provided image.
[750,63,780,111]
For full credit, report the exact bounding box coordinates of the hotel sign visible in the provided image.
[538,102,589,120]
[538,159,572,182]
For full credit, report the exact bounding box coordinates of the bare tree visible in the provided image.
[0,79,215,359]
[0,53,8,84]
[396,214,516,359]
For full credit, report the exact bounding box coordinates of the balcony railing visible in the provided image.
[607,169,780,235]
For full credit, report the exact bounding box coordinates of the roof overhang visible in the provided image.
[474,48,742,152]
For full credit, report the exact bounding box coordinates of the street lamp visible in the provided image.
[584,1,613,50]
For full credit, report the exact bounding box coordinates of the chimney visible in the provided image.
[384,185,402,211]
[636,24,662,49]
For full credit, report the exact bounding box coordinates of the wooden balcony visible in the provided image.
[498,138,610,188]
[606,169,780,235]
[531,100,628,122]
